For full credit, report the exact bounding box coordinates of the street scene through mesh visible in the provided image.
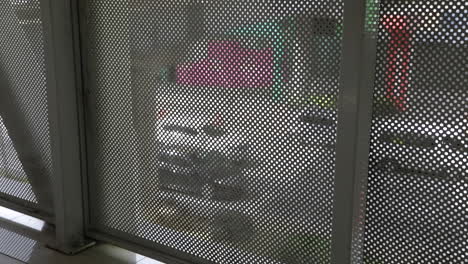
[87,1,345,263]
[85,0,466,263]
[0,0,52,209]
[363,1,467,264]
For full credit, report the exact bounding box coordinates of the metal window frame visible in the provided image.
[0,196,53,224]
[40,0,94,254]
[75,0,95,234]
[72,0,379,263]
[76,0,136,236]
[0,215,55,245]
[1,0,380,262]
[75,3,218,264]
[331,0,377,263]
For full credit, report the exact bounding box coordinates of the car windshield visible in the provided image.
[163,125,199,136]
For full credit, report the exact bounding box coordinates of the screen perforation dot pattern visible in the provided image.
[363,1,467,264]
[86,1,345,263]
[0,0,52,211]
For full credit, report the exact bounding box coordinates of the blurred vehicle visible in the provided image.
[151,111,259,243]
[152,108,337,246]
[366,118,467,262]
[155,111,250,201]
[373,118,467,180]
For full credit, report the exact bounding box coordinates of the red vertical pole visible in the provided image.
[383,15,412,111]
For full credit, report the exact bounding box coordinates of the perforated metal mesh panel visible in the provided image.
[350,2,382,264]
[0,117,35,202]
[0,0,53,212]
[364,1,467,263]
[86,1,345,263]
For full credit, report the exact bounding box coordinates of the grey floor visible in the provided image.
[3,244,164,264]
[0,245,164,264]
[0,206,164,264]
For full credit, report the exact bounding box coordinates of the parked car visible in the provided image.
[155,111,251,201]
[149,108,338,253]
[148,111,261,244]
[372,118,467,180]
[365,117,467,262]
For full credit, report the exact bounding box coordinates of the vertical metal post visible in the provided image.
[331,0,377,263]
[78,0,139,235]
[40,0,94,254]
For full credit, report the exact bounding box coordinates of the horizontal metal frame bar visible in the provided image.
[0,217,54,245]
[87,229,214,264]
[0,195,54,224]
[0,218,42,242]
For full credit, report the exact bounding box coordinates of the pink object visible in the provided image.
[177,41,274,88]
